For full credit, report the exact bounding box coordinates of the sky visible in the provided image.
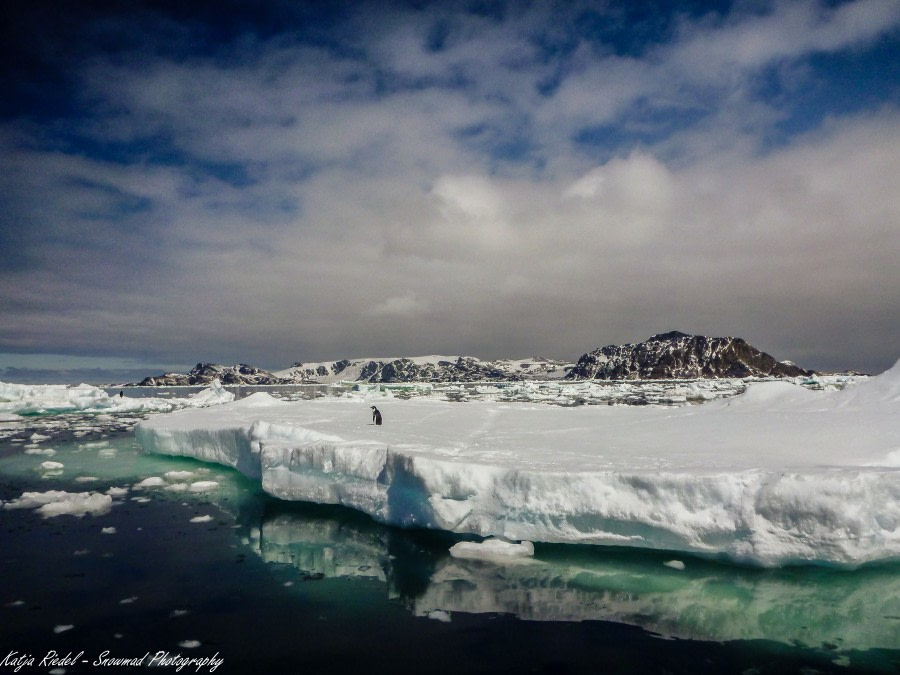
[1,0,899,383]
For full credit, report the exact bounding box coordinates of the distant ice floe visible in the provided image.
[136,360,900,567]
[0,379,233,416]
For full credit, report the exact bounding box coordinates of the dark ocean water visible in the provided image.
[1,414,898,675]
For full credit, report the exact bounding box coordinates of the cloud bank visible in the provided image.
[1,0,898,376]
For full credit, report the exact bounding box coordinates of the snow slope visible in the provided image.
[135,361,900,567]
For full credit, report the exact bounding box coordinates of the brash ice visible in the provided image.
[135,361,900,567]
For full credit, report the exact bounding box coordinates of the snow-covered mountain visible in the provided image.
[132,333,812,386]
[274,355,572,384]
[136,356,572,386]
[566,331,812,380]
[137,363,286,386]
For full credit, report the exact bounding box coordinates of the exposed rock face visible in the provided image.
[138,363,287,386]
[566,331,813,380]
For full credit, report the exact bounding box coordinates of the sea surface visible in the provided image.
[1,406,898,674]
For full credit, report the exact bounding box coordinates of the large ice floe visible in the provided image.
[136,361,900,567]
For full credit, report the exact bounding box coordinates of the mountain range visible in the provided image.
[132,332,812,386]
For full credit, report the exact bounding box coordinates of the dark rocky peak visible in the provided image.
[567,333,813,381]
[648,330,693,342]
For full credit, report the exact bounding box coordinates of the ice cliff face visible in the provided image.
[567,331,812,380]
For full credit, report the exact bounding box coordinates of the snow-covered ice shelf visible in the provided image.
[136,362,900,567]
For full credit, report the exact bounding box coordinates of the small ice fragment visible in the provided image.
[188,481,218,493]
[190,515,213,523]
[134,477,165,489]
[165,483,189,492]
[53,624,74,633]
[49,669,66,675]
[40,461,64,471]
[449,537,534,561]
[179,640,201,649]
[119,597,138,604]
[131,496,151,503]
[664,560,686,570]
[101,527,117,534]
[5,600,25,607]
[165,471,195,481]
[169,609,189,618]
[106,487,129,497]
[25,448,56,456]
[74,476,99,483]
[427,610,452,622]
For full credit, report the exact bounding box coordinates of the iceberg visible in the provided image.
[135,363,900,567]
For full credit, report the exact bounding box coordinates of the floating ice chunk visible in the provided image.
[2,490,112,518]
[134,477,166,489]
[165,483,189,492]
[53,624,74,633]
[178,640,201,649]
[40,461,64,471]
[74,476,99,483]
[101,527,117,534]
[190,515,213,523]
[165,470,195,481]
[25,447,57,456]
[5,600,25,607]
[449,538,535,561]
[169,610,189,618]
[188,481,218,493]
[663,560,685,570]
[119,597,138,604]
[106,487,129,497]
[426,610,452,622]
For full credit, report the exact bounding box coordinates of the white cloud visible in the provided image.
[367,292,429,318]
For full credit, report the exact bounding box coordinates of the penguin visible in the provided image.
[371,405,382,425]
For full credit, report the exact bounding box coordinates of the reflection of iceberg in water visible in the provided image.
[243,502,900,653]
[256,506,389,581]
[408,549,900,651]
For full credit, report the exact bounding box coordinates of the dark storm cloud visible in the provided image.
[1,0,898,377]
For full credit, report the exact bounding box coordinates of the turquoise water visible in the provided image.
[1,413,898,674]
